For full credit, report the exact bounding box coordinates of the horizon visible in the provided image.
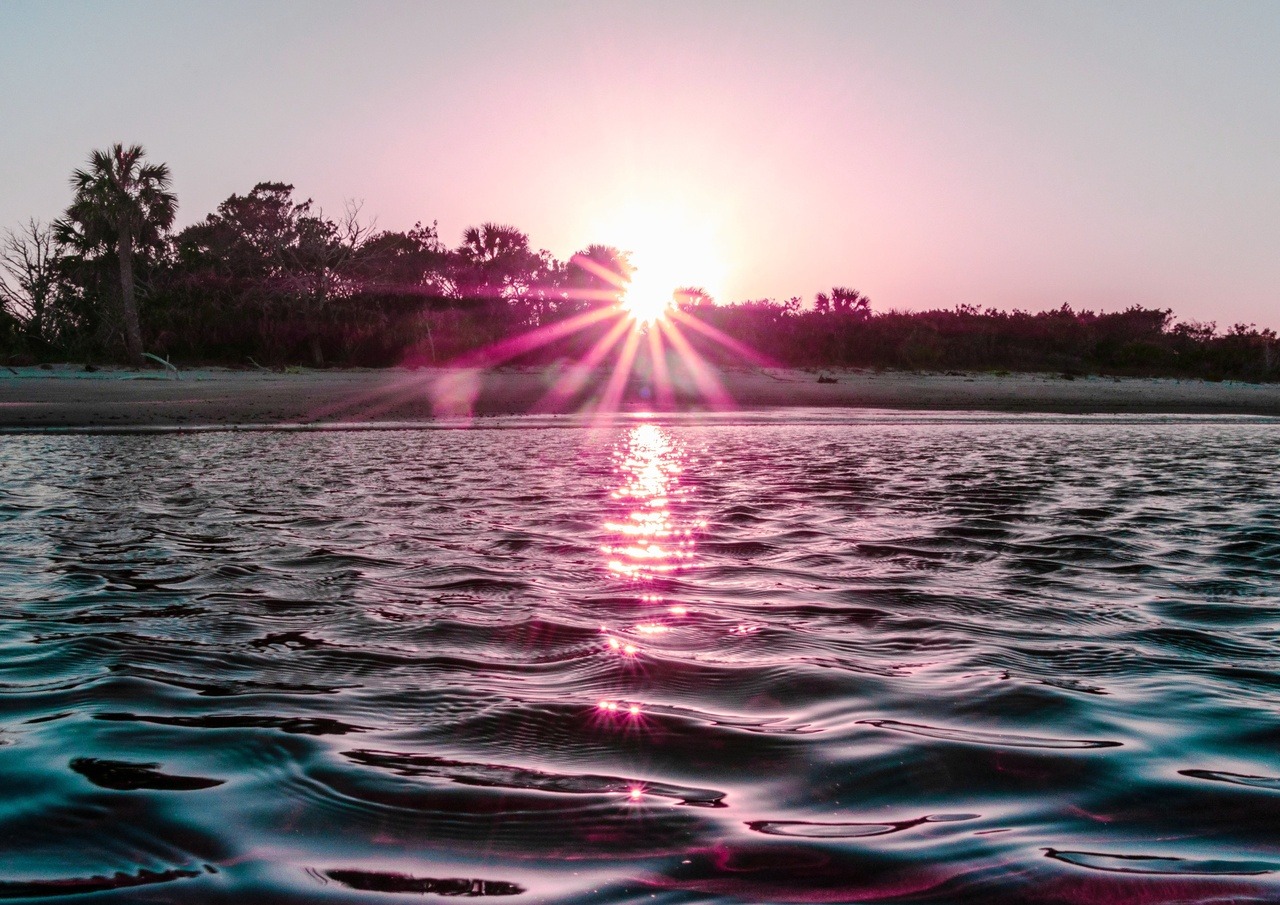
[3,1,1279,329]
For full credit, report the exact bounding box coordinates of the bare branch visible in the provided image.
[336,199,378,254]
[1,219,60,331]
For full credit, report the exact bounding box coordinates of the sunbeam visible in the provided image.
[667,306,776,368]
[657,318,734,409]
[291,216,763,420]
[595,324,645,420]
[532,314,635,413]
[645,326,675,410]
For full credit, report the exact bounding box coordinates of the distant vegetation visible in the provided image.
[2,144,1276,382]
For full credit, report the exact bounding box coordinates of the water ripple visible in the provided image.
[858,718,1123,749]
[2,414,1278,902]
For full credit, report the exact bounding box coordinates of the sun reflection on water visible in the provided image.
[602,423,700,582]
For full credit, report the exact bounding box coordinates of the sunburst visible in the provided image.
[301,208,773,421]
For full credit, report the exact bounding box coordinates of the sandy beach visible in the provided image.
[1,364,1278,429]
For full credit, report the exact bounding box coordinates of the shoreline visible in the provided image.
[2,364,1279,429]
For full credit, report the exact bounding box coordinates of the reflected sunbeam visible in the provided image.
[602,423,700,582]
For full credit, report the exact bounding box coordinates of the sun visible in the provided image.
[591,200,727,325]
[621,271,675,324]
[403,199,755,418]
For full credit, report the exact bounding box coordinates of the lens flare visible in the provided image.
[594,200,726,327]
[620,277,674,325]
[307,201,766,426]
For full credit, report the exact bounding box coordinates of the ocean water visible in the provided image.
[1,412,1278,903]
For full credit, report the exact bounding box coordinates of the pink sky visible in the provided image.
[2,1,1278,328]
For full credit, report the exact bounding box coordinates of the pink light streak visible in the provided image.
[657,318,734,409]
[593,322,644,421]
[533,314,634,413]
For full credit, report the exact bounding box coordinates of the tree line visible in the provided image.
[2,144,1276,381]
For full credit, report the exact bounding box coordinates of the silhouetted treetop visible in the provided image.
[53,144,176,365]
[5,145,1276,382]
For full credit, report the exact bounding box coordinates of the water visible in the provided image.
[1,412,1278,903]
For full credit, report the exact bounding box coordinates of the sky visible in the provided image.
[2,0,1278,329]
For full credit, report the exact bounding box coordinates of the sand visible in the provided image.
[1,364,1278,429]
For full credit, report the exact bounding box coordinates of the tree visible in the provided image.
[451,223,561,333]
[289,199,377,366]
[357,221,450,297]
[172,183,374,366]
[673,286,713,309]
[175,182,304,280]
[55,145,177,365]
[0,219,61,347]
[564,244,633,311]
[454,223,545,300]
[815,286,871,319]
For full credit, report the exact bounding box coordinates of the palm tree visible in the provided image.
[565,244,633,309]
[816,286,871,319]
[455,223,539,303]
[458,222,529,267]
[56,144,176,365]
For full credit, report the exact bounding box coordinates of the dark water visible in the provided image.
[2,412,1279,903]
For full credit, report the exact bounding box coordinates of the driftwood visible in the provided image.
[142,352,180,378]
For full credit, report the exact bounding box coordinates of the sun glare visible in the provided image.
[406,196,747,419]
[595,201,727,325]
[621,276,674,324]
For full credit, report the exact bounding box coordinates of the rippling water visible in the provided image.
[2,412,1279,903]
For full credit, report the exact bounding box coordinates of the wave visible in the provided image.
[3,417,1279,902]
